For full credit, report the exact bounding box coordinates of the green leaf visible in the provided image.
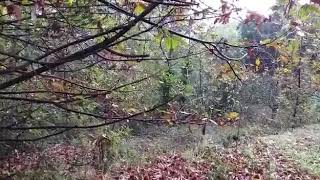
[260,38,271,44]
[164,35,180,51]
[134,2,145,15]
[171,37,180,49]
[287,40,300,54]
[95,36,104,43]
[66,0,73,6]
[184,84,193,96]
[298,4,320,21]
[154,32,163,44]
[114,42,126,52]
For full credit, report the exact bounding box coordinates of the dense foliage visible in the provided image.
[0,0,319,179]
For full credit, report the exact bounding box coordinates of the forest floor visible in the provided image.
[111,124,320,179]
[1,124,320,179]
[215,123,320,179]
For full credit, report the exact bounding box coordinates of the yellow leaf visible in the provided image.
[283,68,290,74]
[22,0,29,5]
[0,5,7,15]
[127,108,138,114]
[255,58,261,71]
[134,2,145,15]
[225,112,240,121]
[255,58,261,66]
[0,62,6,70]
[260,38,271,44]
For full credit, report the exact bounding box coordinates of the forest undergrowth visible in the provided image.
[2,124,320,180]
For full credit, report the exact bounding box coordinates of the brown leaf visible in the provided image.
[6,4,21,20]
